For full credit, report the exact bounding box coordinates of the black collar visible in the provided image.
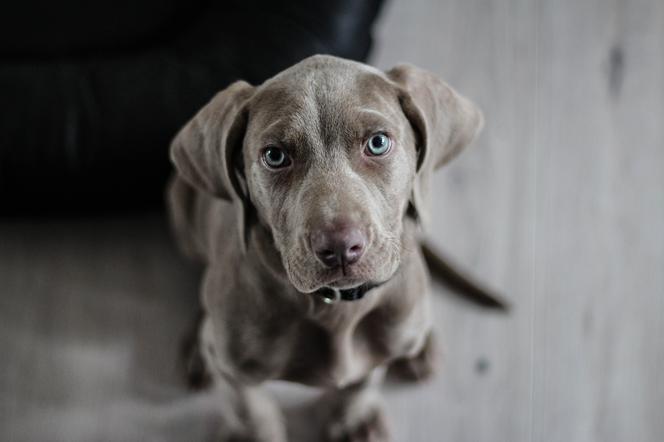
[313,282,382,303]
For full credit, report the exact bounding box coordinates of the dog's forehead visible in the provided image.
[247,56,398,138]
[259,54,388,98]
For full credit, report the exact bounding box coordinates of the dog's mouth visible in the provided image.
[324,274,366,290]
[313,281,383,303]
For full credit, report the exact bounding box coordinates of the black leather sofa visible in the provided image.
[0,0,383,214]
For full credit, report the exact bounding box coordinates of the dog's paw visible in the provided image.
[221,431,283,442]
[387,332,437,383]
[222,433,256,442]
[180,336,212,390]
[178,311,213,390]
[216,415,286,442]
[324,402,390,442]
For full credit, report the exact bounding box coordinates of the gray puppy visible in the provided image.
[168,55,483,441]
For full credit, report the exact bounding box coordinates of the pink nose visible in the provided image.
[310,224,367,269]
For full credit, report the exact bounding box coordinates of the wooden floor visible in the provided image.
[2,1,663,441]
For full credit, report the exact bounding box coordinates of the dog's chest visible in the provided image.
[217,283,430,387]
[276,298,426,387]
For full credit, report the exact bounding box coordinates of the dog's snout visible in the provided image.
[310,224,367,269]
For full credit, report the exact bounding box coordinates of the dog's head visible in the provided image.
[171,55,483,294]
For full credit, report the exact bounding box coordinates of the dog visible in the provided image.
[167,54,485,441]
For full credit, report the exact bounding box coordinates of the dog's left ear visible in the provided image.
[170,81,255,252]
[387,64,484,228]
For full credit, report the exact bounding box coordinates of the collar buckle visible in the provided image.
[318,287,341,304]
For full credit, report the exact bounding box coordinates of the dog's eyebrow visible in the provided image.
[256,118,310,150]
[355,108,390,119]
[353,108,396,135]
[256,118,300,145]
[259,118,286,137]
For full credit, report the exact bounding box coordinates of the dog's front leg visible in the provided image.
[319,367,390,442]
[199,320,286,442]
[209,379,286,442]
[387,329,438,383]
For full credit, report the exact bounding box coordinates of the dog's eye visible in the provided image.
[365,133,391,156]
[262,146,291,169]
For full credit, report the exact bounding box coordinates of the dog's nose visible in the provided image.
[310,224,367,269]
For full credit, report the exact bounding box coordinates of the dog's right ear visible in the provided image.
[170,80,254,200]
[170,81,255,252]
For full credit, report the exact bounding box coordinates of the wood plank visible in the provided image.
[371,0,664,441]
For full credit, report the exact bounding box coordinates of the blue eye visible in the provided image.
[365,133,391,156]
[262,146,291,169]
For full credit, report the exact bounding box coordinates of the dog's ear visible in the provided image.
[170,80,255,251]
[386,64,484,227]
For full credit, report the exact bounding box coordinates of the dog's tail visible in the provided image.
[420,241,510,311]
